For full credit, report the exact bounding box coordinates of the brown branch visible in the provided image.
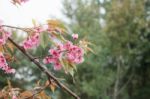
[1,25,27,32]
[8,38,80,99]
[1,25,33,33]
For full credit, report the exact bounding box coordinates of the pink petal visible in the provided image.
[54,61,62,70]
[72,34,78,40]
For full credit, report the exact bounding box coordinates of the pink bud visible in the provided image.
[72,34,78,40]
[8,68,16,74]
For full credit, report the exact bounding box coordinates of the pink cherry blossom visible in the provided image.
[31,33,40,45]
[74,56,84,64]
[0,53,15,74]
[43,48,62,70]
[53,61,62,70]
[63,41,73,50]
[43,56,56,64]
[0,36,5,45]
[66,45,84,64]
[43,57,49,64]
[43,41,84,71]
[0,28,12,45]
[72,34,78,40]
[66,52,75,61]
[23,39,33,49]
[5,68,16,74]
[49,49,61,58]
[23,33,40,49]
[43,56,61,71]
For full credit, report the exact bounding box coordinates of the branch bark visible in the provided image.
[8,37,80,99]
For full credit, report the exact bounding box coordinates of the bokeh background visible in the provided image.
[0,0,150,99]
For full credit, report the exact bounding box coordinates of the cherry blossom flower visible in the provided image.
[0,28,12,45]
[23,33,40,49]
[43,56,56,64]
[0,36,5,45]
[63,41,73,50]
[49,49,61,58]
[43,41,84,71]
[66,45,84,64]
[54,61,62,70]
[0,53,15,74]
[43,56,61,70]
[5,68,16,74]
[72,34,78,40]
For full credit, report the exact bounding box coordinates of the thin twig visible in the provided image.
[1,25,35,34]
[1,25,26,31]
[24,83,50,99]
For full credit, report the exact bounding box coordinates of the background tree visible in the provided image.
[62,0,150,99]
[62,0,115,99]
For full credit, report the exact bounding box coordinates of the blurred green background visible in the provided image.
[0,0,150,99]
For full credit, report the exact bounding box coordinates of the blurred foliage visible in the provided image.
[62,0,150,99]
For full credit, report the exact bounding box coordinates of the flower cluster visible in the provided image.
[65,41,84,64]
[0,20,15,74]
[72,34,78,40]
[0,27,12,45]
[23,32,40,49]
[22,26,48,49]
[0,17,84,74]
[0,53,15,74]
[43,41,84,70]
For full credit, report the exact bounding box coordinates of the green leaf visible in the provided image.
[40,32,49,49]
[69,68,74,77]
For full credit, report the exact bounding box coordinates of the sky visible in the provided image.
[0,0,64,27]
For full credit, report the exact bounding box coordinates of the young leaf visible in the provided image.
[50,83,56,93]
[40,32,49,49]
[32,19,37,27]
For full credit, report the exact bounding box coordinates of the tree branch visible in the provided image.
[1,25,28,32]
[8,37,80,99]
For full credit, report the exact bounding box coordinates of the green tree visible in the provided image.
[104,0,150,99]
[62,0,150,99]
[62,0,115,99]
